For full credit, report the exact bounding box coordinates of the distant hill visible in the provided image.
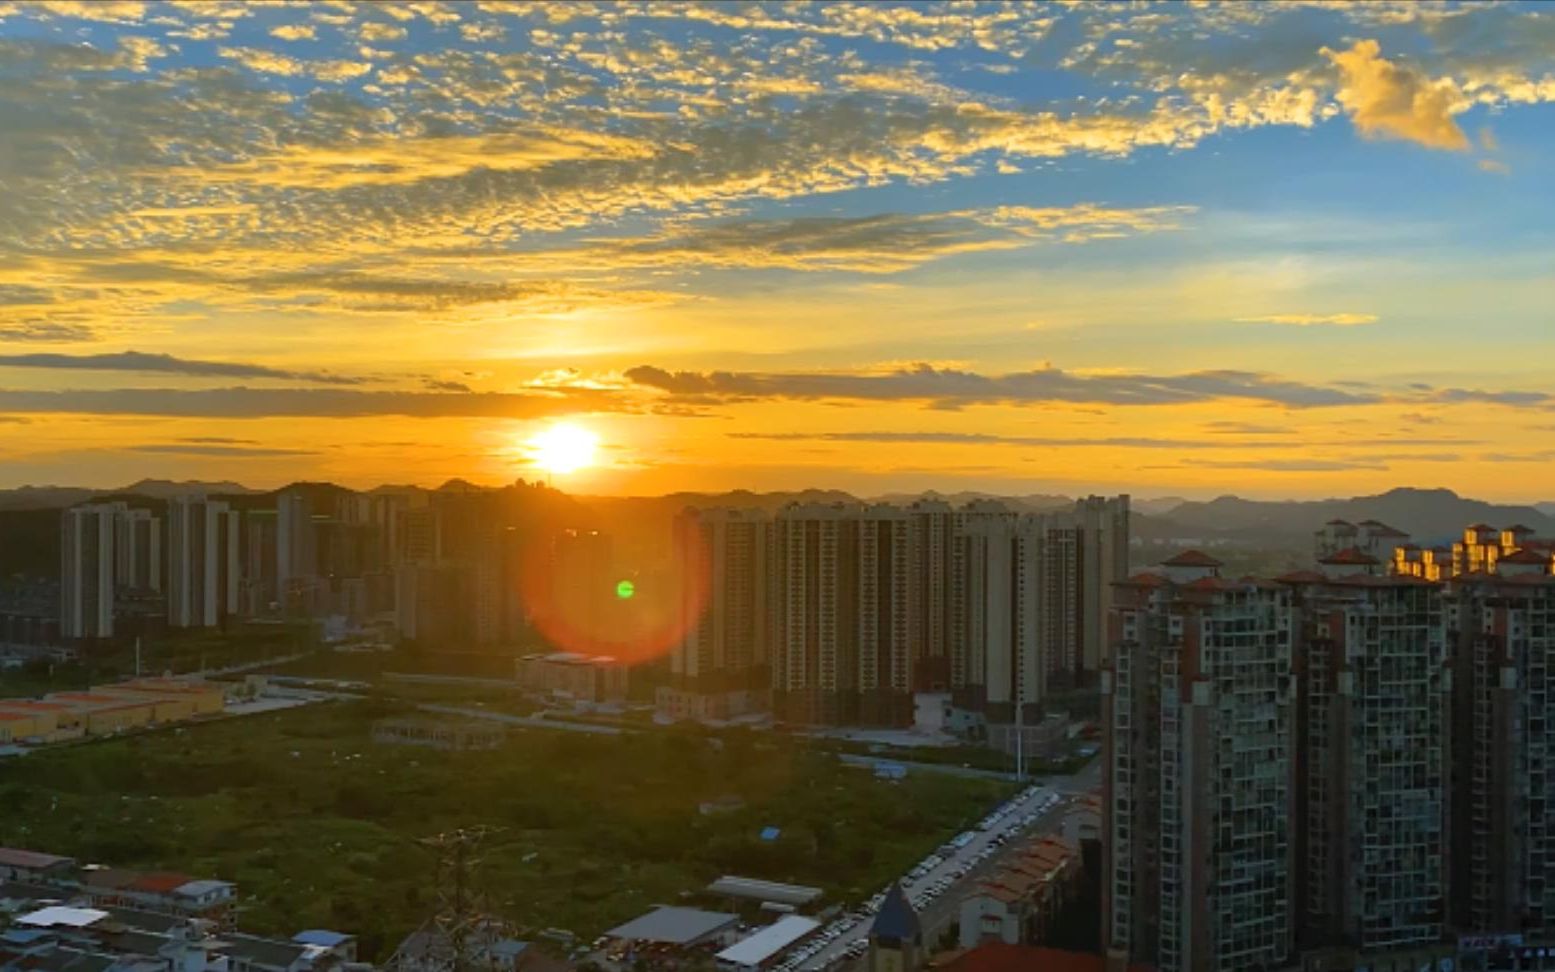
[1131,496,1190,516]
[0,479,257,511]
[871,490,1074,512]
[1159,487,1555,547]
[119,478,258,499]
[0,485,101,511]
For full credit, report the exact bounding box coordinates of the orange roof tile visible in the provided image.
[1161,550,1221,567]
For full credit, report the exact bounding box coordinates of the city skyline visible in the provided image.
[3,2,1555,498]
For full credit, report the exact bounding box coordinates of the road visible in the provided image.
[788,781,1082,972]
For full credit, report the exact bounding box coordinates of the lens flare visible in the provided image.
[516,532,709,666]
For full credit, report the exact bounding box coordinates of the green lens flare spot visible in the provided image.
[616,580,635,600]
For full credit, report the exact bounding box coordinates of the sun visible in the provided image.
[528,423,599,475]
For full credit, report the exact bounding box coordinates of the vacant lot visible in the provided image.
[0,701,1011,960]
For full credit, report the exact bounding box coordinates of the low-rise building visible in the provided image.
[655,687,760,722]
[0,849,76,884]
[958,837,1080,948]
[516,651,627,702]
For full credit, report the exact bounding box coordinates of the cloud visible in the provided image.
[33,0,144,23]
[0,386,627,419]
[626,363,1380,409]
[730,431,1236,449]
[248,271,673,314]
[1322,40,1469,150]
[628,363,1555,413]
[1192,458,1389,472]
[1478,158,1511,175]
[126,443,319,457]
[269,23,315,41]
[218,45,305,76]
[0,351,362,385]
[731,430,1475,451]
[556,205,1194,273]
[0,322,98,342]
[359,22,407,42]
[1235,312,1379,326]
[1202,421,1292,435]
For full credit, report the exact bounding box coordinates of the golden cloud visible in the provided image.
[1323,39,1469,150]
[1235,313,1380,326]
[269,23,316,41]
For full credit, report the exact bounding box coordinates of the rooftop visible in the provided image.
[870,883,920,942]
[705,876,823,906]
[713,916,820,967]
[604,906,738,945]
[1318,547,1380,566]
[292,930,354,948]
[1160,549,1222,568]
[0,849,74,871]
[128,873,196,895]
[1500,548,1550,565]
[18,907,109,929]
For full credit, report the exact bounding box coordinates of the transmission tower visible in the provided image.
[383,826,514,972]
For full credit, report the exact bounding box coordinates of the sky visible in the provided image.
[1,0,1553,500]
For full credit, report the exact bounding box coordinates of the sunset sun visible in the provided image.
[528,423,599,475]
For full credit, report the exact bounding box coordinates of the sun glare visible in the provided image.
[528,423,599,475]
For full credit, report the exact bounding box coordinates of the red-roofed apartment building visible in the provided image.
[958,836,1081,949]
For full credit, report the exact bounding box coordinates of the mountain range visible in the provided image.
[1,479,1549,546]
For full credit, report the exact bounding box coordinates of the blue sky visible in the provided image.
[0,0,1553,498]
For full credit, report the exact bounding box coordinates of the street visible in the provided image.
[785,767,1095,972]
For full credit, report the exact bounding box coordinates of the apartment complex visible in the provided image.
[1106,524,1555,972]
[1104,552,1297,972]
[1395,523,1555,581]
[664,496,1129,727]
[55,480,586,649]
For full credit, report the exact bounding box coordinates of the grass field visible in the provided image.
[0,700,1013,960]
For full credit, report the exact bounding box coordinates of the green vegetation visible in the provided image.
[0,701,1013,960]
[0,623,316,699]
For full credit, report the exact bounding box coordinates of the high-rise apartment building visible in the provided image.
[1103,551,1297,972]
[1288,573,1450,962]
[1447,559,1555,942]
[960,512,1038,722]
[664,494,1129,726]
[906,499,957,691]
[768,503,913,725]
[1074,495,1132,673]
[166,496,240,629]
[276,489,316,600]
[60,503,120,640]
[113,507,161,592]
[672,507,770,687]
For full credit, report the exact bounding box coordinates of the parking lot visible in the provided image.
[774,783,1067,972]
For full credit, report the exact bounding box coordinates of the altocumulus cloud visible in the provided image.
[627,364,1555,411]
[0,351,362,385]
[625,363,1381,409]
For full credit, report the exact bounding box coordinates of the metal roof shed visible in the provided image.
[714,916,820,970]
[604,906,738,945]
[705,877,824,908]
